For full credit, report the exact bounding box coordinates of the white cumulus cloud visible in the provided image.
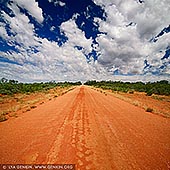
[93,0,170,80]
[13,0,44,23]
[61,19,93,54]
[0,0,170,82]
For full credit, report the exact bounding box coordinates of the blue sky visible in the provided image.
[0,0,170,82]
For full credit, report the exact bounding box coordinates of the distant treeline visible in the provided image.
[84,80,170,96]
[0,78,82,95]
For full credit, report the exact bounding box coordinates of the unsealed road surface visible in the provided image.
[0,86,170,169]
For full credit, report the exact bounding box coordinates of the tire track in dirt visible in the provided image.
[45,87,94,170]
[88,91,146,169]
[71,94,94,170]
[20,90,79,164]
[85,89,132,170]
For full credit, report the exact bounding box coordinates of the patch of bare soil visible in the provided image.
[95,88,170,118]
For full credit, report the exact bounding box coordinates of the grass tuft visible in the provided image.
[146,107,153,112]
[30,105,37,109]
[0,114,8,122]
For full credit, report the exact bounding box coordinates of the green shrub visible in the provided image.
[85,80,170,96]
[0,78,81,95]
[146,90,153,96]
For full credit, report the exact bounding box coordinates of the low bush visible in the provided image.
[146,107,153,112]
[0,78,82,95]
[0,114,8,122]
[84,80,170,96]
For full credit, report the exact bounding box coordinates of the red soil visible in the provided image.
[0,86,170,170]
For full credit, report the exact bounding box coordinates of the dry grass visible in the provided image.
[0,86,75,122]
[146,107,153,113]
[93,87,170,118]
[30,105,37,109]
[0,112,8,122]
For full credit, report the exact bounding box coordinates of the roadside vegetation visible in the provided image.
[0,78,81,95]
[84,80,170,96]
[0,78,82,122]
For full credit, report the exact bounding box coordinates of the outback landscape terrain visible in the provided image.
[1,0,170,169]
[0,83,170,170]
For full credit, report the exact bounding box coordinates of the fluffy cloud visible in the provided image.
[0,2,107,82]
[0,0,169,82]
[60,19,93,54]
[13,0,44,23]
[93,0,170,80]
[0,23,8,40]
[2,4,37,49]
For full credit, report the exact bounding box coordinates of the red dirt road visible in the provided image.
[0,86,170,169]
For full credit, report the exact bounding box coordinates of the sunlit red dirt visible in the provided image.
[0,86,170,170]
